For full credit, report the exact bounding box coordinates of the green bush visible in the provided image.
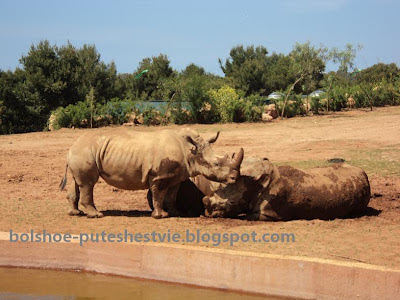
[52,101,91,129]
[99,98,135,125]
[208,85,240,123]
[274,95,304,118]
[168,101,194,125]
[233,98,262,122]
[330,86,348,110]
[142,106,159,126]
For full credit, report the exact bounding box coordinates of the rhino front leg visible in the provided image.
[150,184,169,219]
[164,184,180,217]
[67,180,84,216]
[80,184,104,218]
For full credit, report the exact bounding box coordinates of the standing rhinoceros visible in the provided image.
[59,128,244,219]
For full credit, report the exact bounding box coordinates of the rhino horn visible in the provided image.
[202,196,210,207]
[207,131,220,144]
[232,148,244,168]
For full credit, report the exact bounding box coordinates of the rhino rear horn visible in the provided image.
[208,131,220,144]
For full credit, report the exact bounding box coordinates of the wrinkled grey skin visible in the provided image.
[59,128,244,219]
[199,157,370,220]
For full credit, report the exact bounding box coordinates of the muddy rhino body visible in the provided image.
[172,158,371,220]
[60,128,243,218]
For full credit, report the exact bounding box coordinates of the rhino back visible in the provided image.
[68,129,188,190]
[264,164,371,220]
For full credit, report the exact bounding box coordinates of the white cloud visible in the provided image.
[282,0,351,13]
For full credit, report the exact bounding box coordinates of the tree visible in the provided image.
[0,69,32,133]
[281,42,327,117]
[86,87,95,128]
[326,44,364,110]
[263,53,294,94]
[182,63,205,76]
[330,43,363,75]
[133,54,174,100]
[355,63,399,85]
[219,45,270,96]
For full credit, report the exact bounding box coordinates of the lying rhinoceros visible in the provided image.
[203,158,371,220]
[59,128,243,219]
[156,157,371,220]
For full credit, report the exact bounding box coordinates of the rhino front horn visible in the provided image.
[233,148,244,168]
[202,196,210,207]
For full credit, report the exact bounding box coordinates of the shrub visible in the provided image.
[233,98,263,122]
[274,95,304,118]
[51,101,91,129]
[99,98,135,125]
[208,85,240,123]
[142,107,159,126]
[168,101,194,125]
[330,86,348,110]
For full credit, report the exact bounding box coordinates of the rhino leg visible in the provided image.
[164,184,180,217]
[69,158,102,218]
[67,180,83,216]
[149,183,169,219]
[80,184,104,218]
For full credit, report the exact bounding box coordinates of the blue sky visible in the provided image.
[0,0,399,75]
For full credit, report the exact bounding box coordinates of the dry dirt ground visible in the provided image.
[0,107,399,269]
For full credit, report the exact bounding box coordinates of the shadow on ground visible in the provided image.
[102,210,152,217]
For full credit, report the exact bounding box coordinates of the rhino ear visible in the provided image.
[185,135,198,152]
[208,131,220,144]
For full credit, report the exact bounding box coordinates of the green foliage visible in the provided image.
[208,85,241,123]
[329,43,363,75]
[1,40,399,134]
[289,42,327,94]
[355,63,399,85]
[52,101,91,129]
[168,101,193,125]
[275,95,304,118]
[7,40,118,132]
[99,98,136,125]
[132,54,174,100]
[329,85,349,110]
[219,45,294,97]
[182,63,205,76]
[141,106,159,126]
[236,98,263,122]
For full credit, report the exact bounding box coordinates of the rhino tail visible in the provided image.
[59,163,68,191]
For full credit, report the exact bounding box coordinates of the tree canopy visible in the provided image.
[0,40,399,134]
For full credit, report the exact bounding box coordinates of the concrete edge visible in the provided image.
[0,231,399,299]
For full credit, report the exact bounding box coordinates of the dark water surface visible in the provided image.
[0,267,281,300]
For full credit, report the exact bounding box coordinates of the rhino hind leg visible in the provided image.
[67,180,84,216]
[69,161,102,218]
[80,184,104,218]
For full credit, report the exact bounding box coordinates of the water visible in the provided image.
[0,267,280,300]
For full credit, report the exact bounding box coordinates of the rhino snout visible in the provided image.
[203,196,227,218]
[227,170,239,184]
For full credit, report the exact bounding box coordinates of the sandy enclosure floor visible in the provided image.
[0,107,399,269]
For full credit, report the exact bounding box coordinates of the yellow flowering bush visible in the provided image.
[207,85,240,123]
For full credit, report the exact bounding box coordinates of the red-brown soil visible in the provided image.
[1,107,399,269]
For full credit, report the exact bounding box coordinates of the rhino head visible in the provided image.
[202,179,248,218]
[183,130,244,184]
[202,157,276,218]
